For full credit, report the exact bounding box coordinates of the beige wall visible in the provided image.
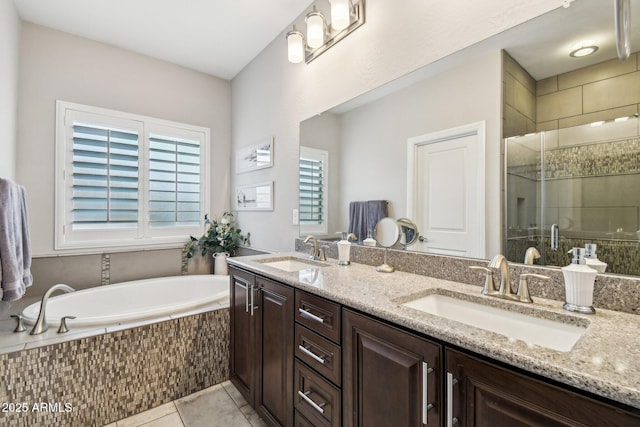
[17,23,232,256]
[231,0,559,253]
[0,0,20,180]
[537,53,640,131]
[337,51,502,256]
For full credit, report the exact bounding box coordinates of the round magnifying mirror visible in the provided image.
[396,218,419,248]
[374,217,401,248]
[374,217,400,273]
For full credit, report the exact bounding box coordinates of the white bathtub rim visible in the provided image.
[21,274,229,328]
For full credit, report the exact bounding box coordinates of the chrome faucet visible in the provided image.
[488,254,514,298]
[303,235,319,260]
[470,255,550,304]
[30,284,75,335]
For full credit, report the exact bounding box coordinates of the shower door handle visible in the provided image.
[550,224,559,251]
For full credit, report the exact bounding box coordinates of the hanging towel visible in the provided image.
[348,201,368,242]
[366,200,388,238]
[0,178,33,301]
[348,200,388,242]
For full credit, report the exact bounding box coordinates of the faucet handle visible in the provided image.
[469,266,498,295]
[10,314,26,333]
[517,274,549,303]
[319,245,328,262]
[57,316,76,334]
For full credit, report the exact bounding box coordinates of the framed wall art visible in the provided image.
[236,137,274,174]
[235,181,273,211]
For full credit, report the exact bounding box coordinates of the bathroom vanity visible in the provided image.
[228,255,640,427]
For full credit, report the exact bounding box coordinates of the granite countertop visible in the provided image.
[228,252,640,410]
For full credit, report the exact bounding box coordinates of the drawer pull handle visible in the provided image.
[298,308,325,324]
[298,390,326,414]
[422,362,434,424]
[447,372,459,427]
[298,345,326,364]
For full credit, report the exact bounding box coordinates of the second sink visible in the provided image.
[402,293,588,352]
[259,256,328,272]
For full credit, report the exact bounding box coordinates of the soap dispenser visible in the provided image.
[336,232,357,266]
[363,229,377,247]
[562,248,596,314]
[584,243,607,273]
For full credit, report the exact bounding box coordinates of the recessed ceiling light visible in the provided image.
[614,116,630,122]
[569,40,599,57]
[570,46,598,57]
[590,121,605,127]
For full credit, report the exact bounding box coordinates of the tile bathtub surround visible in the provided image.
[0,308,230,427]
[297,238,640,315]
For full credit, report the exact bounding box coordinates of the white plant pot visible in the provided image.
[213,252,230,275]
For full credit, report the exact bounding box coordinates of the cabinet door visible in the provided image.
[229,267,256,406]
[256,277,294,427]
[446,348,640,427]
[343,309,441,427]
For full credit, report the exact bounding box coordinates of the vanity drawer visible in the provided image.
[295,290,341,344]
[295,360,341,427]
[295,324,341,386]
[295,410,315,427]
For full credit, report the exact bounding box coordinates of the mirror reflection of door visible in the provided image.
[407,122,486,258]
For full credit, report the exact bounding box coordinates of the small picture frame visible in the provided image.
[236,137,274,174]
[235,181,274,211]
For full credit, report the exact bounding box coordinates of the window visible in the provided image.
[299,146,328,235]
[55,101,210,250]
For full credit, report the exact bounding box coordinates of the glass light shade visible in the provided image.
[287,31,304,63]
[306,12,325,49]
[330,0,351,31]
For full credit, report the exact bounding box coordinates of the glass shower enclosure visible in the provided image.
[505,115,640,275]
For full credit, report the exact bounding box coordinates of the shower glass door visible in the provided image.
[505,116,640,275]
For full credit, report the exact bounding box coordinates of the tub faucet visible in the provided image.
[30,284,75,335]
[523,247,541,265]
[303,235,319,260]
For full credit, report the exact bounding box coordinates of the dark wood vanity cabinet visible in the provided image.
[446,348,640,427]
[231,265,640,427]
[342,309,442,427]
[294,291,343,427]
[230,267,294,427]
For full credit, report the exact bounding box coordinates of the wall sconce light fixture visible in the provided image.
[286,0,365,64]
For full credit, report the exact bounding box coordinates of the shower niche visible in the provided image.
[505,115,640,275]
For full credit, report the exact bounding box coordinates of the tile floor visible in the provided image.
[103,381,267,427]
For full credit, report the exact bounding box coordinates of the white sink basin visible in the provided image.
[402,294,587,352]
[260,257,327,272]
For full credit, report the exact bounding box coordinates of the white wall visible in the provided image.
[0,0,20,180]
[337,51,502,255]
[299,112,341,236]
[231,0,559,253]
[17,23,232,255]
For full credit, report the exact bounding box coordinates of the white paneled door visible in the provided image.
[407,122,486,258]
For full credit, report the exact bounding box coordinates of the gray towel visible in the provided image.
[348,200,388,242]
[0,178,33,301]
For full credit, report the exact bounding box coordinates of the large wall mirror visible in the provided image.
[298,0,640,277]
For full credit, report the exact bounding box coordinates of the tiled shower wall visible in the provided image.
[0,308,230,427]
[536,52,640,131]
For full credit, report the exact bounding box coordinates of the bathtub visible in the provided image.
[21,274,229,327]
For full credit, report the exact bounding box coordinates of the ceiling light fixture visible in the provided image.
[286,0,365,64]
[569,40,599,57]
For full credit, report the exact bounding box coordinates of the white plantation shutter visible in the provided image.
[299,147,328,235]
[71,123,139,229]
[148,132,201,228]
[56,101,209,250]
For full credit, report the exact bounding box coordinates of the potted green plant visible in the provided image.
[185,212,250,274]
